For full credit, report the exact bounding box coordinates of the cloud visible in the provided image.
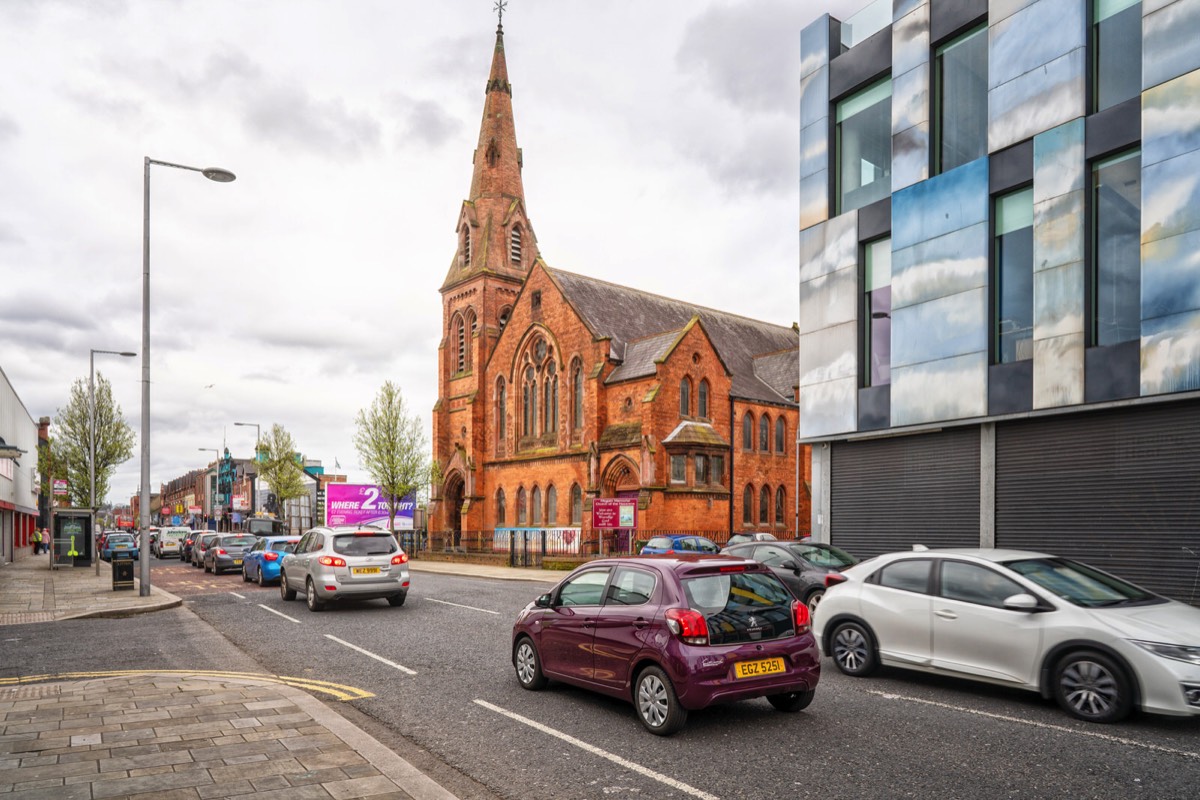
[0,220,25,245]
[241,82,382,159]
[392,94,463,150]
[0,114,18,141]
[0,293,98,332]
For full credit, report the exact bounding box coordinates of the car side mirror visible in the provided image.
[780,560,801,572]
[535,593,552,609]
[1002,593,1040,612]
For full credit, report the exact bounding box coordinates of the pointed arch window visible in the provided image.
[523,366,537,437]
[455,315,467,373]
[775,486,786,526]
[743,485,754,524]
[775,418,786,453]
[571,357,584,430]
[486,138,499,168]
[462,226,471,266]
[496,489,506,526]
[679,378,691,417]
[547,485,557,526]
[759,413,770,452]
[496,378,507,451]
[499,306,511,332]
[517,487,527,525]
[742,413,753,450]
[698,379,709,418]
[531,486,542,526]
[760,485,771,525]
[570,484,583,525]
[543,361,558,434]
[510,226,522,265]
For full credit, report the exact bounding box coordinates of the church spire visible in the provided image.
[467,23,524,202]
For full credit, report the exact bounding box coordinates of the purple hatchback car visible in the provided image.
[511,554,821,735]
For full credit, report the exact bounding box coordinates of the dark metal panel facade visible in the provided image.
[995,400,1200,605]
[831,427,980,557]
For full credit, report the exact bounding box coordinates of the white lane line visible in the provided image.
[473,699,720,800]
[257,604,302,624]
[866,690,1200,761]
[423,597,500,615]
[229,592,246,599]
[325,635,417,675]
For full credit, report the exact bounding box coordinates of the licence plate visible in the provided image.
[352,567,381,575]
[733,657,785,679]
[232,559,243,565]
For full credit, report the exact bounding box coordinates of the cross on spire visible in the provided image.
[494,0,507,28]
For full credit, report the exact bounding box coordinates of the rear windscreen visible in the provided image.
[221,536,257,547]
[333,534,398,556]
[682,571,795,645]
[271,541,298,553]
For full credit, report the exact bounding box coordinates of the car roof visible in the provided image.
[884,547,1055,562]
[585,553,761,572]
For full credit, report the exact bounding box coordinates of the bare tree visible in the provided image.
[51,373,135,507]
[255,424,307,531]
[353,381,434,532]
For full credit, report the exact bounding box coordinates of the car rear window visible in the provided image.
[332,534,398,556]
[221,536,257,547]
[681,571,795,645]
[108,535,134,545]
[162,531,188,540]
[270,541,298,553]
[200,534,219,546]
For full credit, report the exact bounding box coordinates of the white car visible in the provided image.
[813,547,1200,723]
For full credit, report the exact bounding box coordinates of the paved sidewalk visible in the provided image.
[0,556,181,627]
[0,673,459,800]
[407,559,560,584]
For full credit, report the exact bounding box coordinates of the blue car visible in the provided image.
[639,534,719,555]
[241,536,301,586]
[101,532,140,561]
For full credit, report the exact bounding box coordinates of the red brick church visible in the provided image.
[429,23,809,548]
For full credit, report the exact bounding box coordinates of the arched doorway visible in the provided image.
[601,457,640,555]
[443,473,464,549]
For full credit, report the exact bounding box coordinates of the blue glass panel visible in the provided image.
[1033,260,1085,340]
[1143,0,1200,90]
[799,266,857,335]
[1033,332,1084,408]
[892,156,988,250]
[799,221,827,281]
[1034,191,1084,271]
[1141,308,1200,394]
[799,377,857,437]
[799,322,858,385]
[893,1,929,77]
[1033,118,1085,204]
[893,65,929,133]
[892,351,988,425]
[990,0,1041,25]
[1141,148,1200,245]
[1142,70,1200,169]
[892,288,988,367]
[989,0,1086,90]
[800,170,830,230]
[892,222,988,309]
[801,120,829,179]
[894,0,925,22]
[801,15,832,78]
[989,48,1086,152]
[801,68,829,130]
[1141,227,1200,321]
[893,121,930,192]
[799,211,857,280]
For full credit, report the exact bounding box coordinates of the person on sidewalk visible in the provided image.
[31,527,42,554]
[41,528,51,555]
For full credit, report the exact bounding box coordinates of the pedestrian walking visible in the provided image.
[41,528,51,554]
[31,527,42,554]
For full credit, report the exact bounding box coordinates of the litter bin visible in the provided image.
[112,556,135,591]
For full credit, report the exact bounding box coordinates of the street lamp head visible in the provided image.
[202,167,236,183]
[119,351,137,357]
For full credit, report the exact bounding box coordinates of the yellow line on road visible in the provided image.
[0,669,374,701]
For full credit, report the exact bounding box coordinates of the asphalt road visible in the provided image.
[6,554,1200,799]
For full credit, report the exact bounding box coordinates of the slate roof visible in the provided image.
[752,351,799,403]
[598,422,643,449]
[605,330,680,384]
[662,421,730,448]
[547,267,798,405]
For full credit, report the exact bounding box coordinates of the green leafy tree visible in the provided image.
[255,424,308,530]
[353,381,435,532]
[51,373,135,508]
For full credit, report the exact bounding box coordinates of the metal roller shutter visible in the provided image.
[831,427,981,557]
[995,400,1200,605]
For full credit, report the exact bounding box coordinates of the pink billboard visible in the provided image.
[325,484,415,530]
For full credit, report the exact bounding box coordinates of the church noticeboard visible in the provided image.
[592,498,636,529]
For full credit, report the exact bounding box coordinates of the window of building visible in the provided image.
[836,77,892,213]
[759,414,770,452]
[994,187,1035,363]
[523,366,537,436]
[571,357,584,430]
[1091,149,1141,346]
[694,454,708,484]
[863,237,892,386]
[934,26,988,175]
[455,316,467,372]
[742,413,753,450]
[1093,0,1142,112]
[462,226,471,265]
[743,485,754,524]
[698,379,709,418]
[670,455,687,483]
[774,418,786,453]
[532,486,542,526]
[496,489,506,526]
[499,306,511,331]
[543,361,558,434]
[547,485,557,526]
[759,485,771,525]
[517,487,527,525]
[775,486,785,526]
[679,378,691,417]
[711,455,725,486]
[570,484,582,525]
[497,378,507,450]
[510,226,522,265]
[532,290,542,310]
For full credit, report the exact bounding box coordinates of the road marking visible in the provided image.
[0,669,373,701]
[423,597,500,615]
[866,690,1200,761]
[229,592,246,599]
[258,604,302,624]
[473,699,720,800]
[325,635,417,675]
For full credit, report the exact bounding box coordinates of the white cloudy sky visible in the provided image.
[0,0,862,504]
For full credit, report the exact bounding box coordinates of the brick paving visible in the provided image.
[0,556,179,627]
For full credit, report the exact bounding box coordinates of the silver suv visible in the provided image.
[280,526,410,612]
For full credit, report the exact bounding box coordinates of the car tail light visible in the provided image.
[318,556,347,567]
[263,552,279,562]
[185,539,193,546]
[215,548,227,556]
[825,573,848,588]
[792,600,811,635]
[665,608,709,645]
[354,530,375,536]
[391,553,409,565]
[325,585,337,591]
[719,565,746,573]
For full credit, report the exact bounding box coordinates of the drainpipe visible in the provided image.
[728,395,735,534]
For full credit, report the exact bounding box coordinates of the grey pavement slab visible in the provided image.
[0,554,180,626]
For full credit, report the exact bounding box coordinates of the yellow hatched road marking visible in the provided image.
[0,670,373,701]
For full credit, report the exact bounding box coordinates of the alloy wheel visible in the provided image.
[516,642,537,685]
[1060,659,1119,717]
[833,626,869,673]
[637,673,669,728]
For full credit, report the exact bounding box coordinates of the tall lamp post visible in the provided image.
[140,157,236,596]
[90,348,135,574]
[198,448,220,531]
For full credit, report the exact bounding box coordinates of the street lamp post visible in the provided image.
[140,157,235,596]
[90,349,135,574]
[198,448,220,531]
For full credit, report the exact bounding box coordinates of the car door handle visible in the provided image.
[633,618,648,629]
[935,609,958,620]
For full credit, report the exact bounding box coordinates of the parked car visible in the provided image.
[639,534,719,555]
[203,533,257,574]
[246,516,287,537]
[723,540,860,612]
[279,527,410,612]
[191,532,220,568]
[725,532,779,547]
[100,533,139,562]
[242,536,301,586]
[181,532,201,564]
[511,554,821,735]
[154,527,190,559]
[814,547,1200,724]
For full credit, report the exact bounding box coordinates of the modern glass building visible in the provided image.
[799,0,1200,603]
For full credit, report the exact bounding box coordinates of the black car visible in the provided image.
[204,533,257,574]
[721,540,859,613]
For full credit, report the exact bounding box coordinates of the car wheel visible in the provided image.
[257,567,266,587]
[280,572,296,601]
[806,588,825,615]
[513,637,547,690]
[241,565,250,582]
[1054,650,1133,723]
[387,594,406,607]
[768,690,815,713]
[305,578,325,612]
[830,621,878,677]
[634,665,687,736]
